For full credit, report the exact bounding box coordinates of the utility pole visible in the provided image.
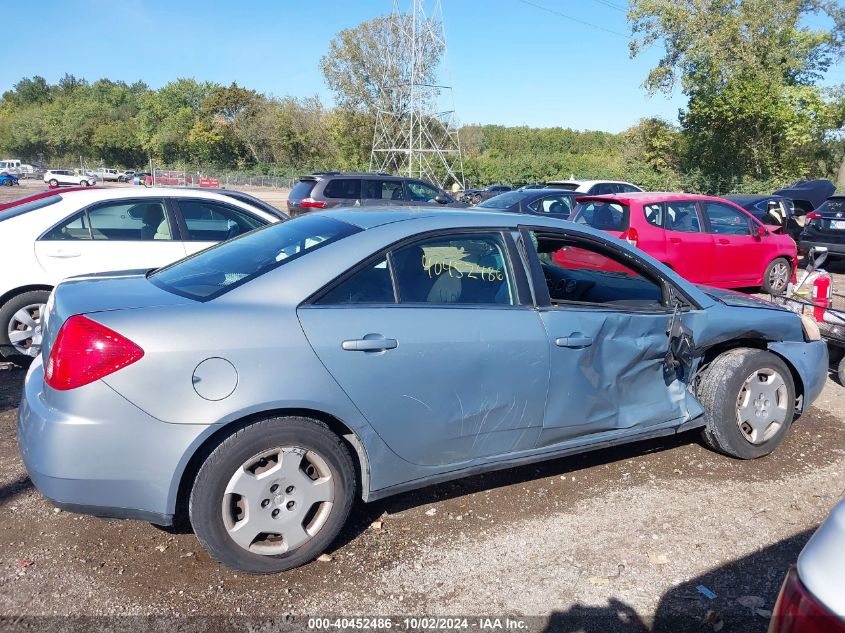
[370,0,464,189]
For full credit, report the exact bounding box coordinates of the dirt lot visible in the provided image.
[0,181,844,632]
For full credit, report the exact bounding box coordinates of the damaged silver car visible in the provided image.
[18,209,828,573]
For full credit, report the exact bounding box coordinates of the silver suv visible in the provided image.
[287,172,467,217]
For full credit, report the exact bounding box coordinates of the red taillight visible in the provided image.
[621,227,639,247]
[300,197,326,209]
[769,567,845,633]
[45,315,144,391]
[806,212,822,220]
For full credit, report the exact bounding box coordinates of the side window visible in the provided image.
[621,184,640,193]
[529,194,575,216]
[573,200,629,231]
[590,183,615,195]
[644,203,663,227]
[407,181,441,202]
[317,258,395,305]
[665,201,702,233]
[42,212,90,240]
[392,233,513,305]
[703,202,751,236]
[363,180,406,201]
[528,231,664,309]
[87,200,171,241]
[322,178,361,199]
[179,200,264,241]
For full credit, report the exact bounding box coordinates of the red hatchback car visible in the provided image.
[568,192,798,294]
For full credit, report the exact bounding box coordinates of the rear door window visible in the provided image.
[364,179,406,201]
[88,200,172,240]
[665,201,702,233]
[177,200,265,241]
[322,178,361,199]
[528,194,575,216]
[392,233,513,305]
[572,200,629,231]
[317,257,395,304]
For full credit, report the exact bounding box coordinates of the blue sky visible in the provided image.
[2,0,842,133]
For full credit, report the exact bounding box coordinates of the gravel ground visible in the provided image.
[0,181,844,632]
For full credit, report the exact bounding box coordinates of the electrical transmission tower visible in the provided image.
[369,0,464,189]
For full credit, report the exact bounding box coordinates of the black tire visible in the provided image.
[48,179,58,187]
[837,355,845,388]
[0,290,51,359]
[698,348,795,459]
[762,257,791,294]
[189,416,355,574]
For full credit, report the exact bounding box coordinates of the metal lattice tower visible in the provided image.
[369,0,464,189]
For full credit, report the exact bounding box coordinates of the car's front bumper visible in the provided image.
[768,340,829,412]
[17,358,214,525]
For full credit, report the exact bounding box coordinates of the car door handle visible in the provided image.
[669,237,682,244]
[555,335,593,348]
[341,338,398,352]
[717,238,731,245]
[45,250,81,258]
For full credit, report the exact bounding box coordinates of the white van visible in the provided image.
[0,160,21,176]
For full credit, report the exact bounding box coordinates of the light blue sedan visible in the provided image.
[18,208,827,573]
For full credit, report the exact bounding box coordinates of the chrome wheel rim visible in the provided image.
[768,262,789,292]
[222,447,334,556]
[8,303,46,357]
[735,367,789,444]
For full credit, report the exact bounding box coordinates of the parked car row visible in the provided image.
[15,205,829,574]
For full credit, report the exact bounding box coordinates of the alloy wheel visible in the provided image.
[768,261,789,293]
[7,303,46,357]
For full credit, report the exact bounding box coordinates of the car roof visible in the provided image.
[300,172,401,180]
[546,179,635,186]
[723,194,780,203]
[321,206,583,230]
[574,192,741,205]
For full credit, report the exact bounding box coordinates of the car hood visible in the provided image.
[698,285,788,311]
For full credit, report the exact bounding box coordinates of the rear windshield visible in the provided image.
[478,191,525,209]
[0,195,62,221]
[289,180,317,202]
[816,198,845,214]
[571,200,630,232]
[150,215,360,300]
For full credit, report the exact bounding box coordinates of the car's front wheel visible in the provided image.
[48,179,58,187]
[189,416,355,574]
[762,257,791,294]
[698,348,795,459]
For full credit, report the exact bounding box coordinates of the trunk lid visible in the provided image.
[42,270,193,361]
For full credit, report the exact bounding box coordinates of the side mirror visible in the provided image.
[434,195,449,205]
[756,225,766,238]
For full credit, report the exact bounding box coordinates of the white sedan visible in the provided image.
[0,187,280,358]
[43,169,97,187]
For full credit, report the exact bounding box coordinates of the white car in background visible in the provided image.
[0,187,280,358]
[544,179,643,195]
[43,169,97,187]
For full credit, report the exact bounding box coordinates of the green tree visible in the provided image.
[629,0,845,191]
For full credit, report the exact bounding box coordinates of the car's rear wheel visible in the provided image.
[189,416,355,574]
[0,290,50,359]
[762,257,791,294]
[837,355,845,387]
[48,179,58,187]
[698,348,795,459]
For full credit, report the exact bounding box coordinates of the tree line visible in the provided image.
[1,0,845,193]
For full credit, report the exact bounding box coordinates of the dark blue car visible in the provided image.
[0,173,19,187]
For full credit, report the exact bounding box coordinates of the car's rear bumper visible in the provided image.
[17,358,213,525]
[798,238,845,256]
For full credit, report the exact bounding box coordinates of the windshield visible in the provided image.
[571,200,630,232]
[478,191,525,209]
[150,215,360,300]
